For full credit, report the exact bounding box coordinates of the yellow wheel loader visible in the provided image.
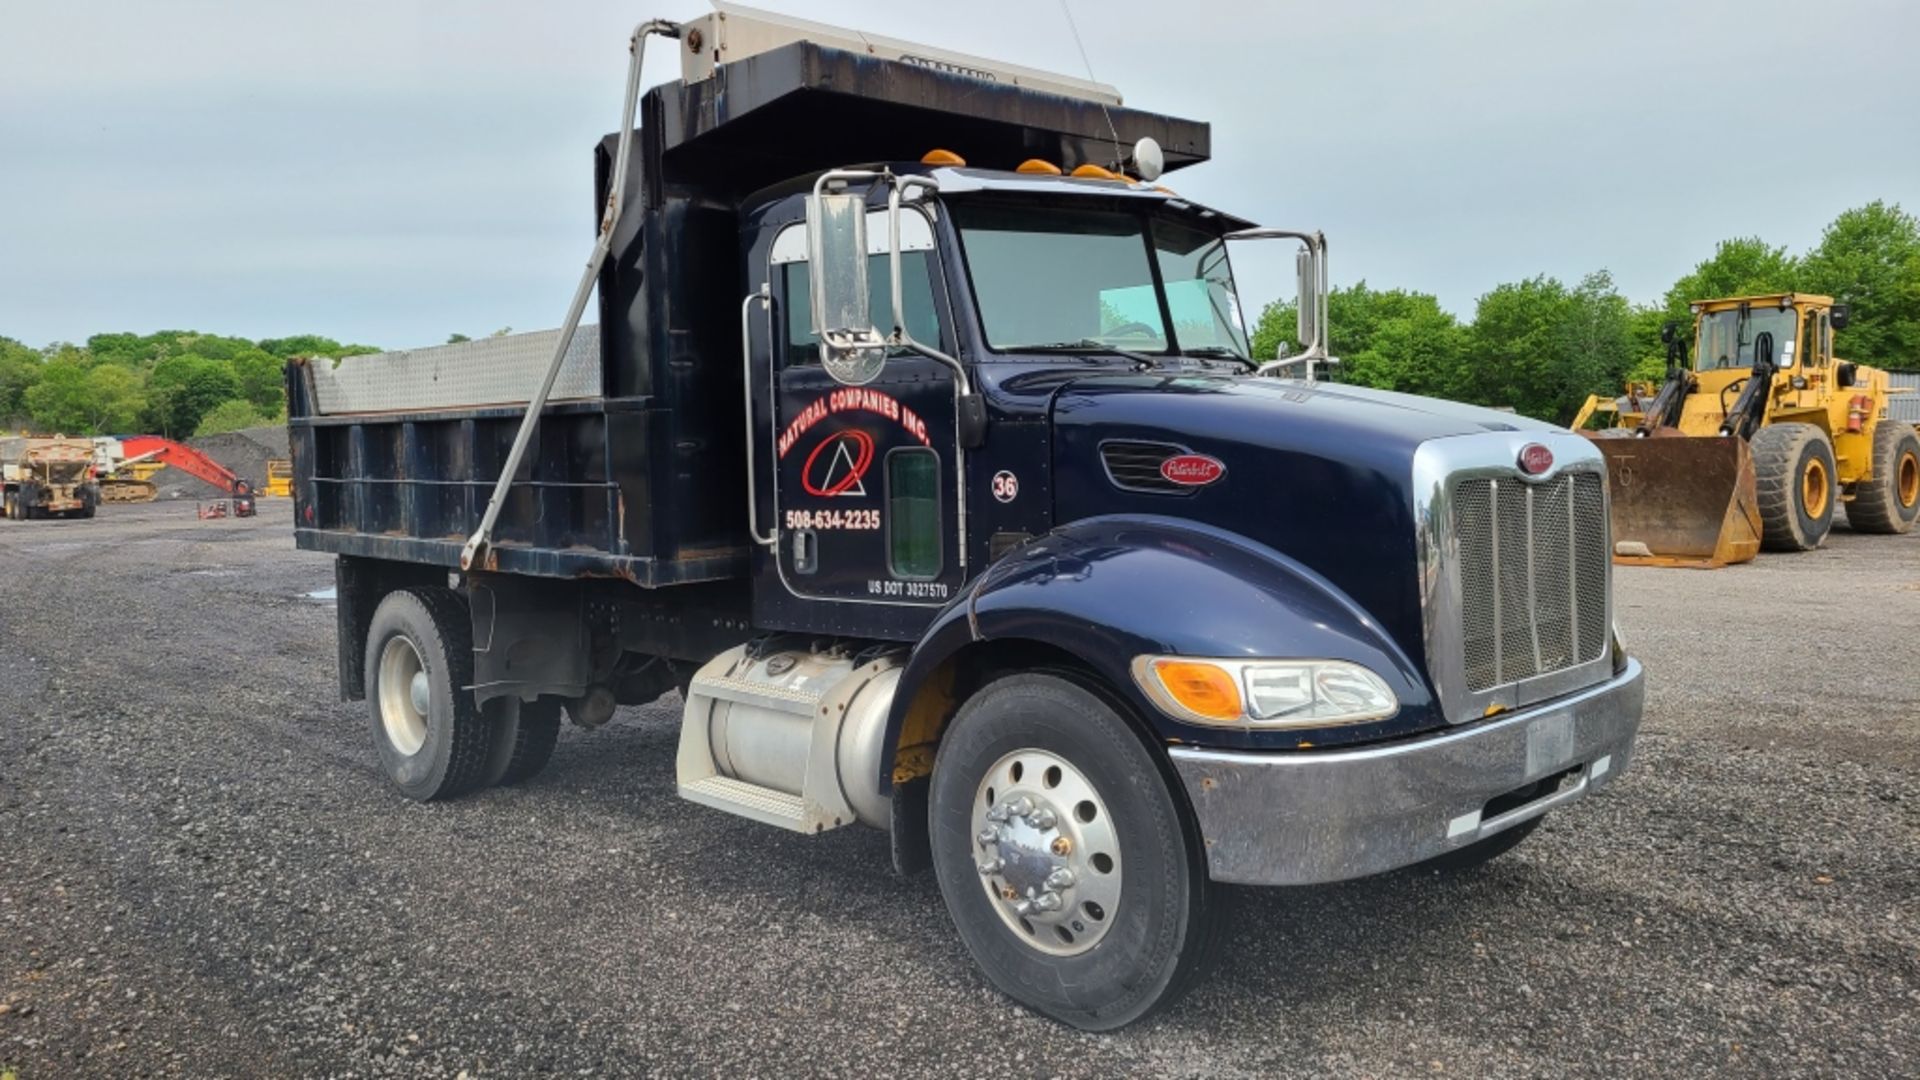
[1573,293,1920,567]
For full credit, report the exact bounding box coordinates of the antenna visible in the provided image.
[1058,0,1124,169]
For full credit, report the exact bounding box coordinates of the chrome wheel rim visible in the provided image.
[972,748,1122,957]
[377,635,429,756]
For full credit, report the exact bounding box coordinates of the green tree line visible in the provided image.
[5,202,1915,436]
[1251,200,1920,423]
[0,331,379,438]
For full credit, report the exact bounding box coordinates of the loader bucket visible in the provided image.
[1593,436,1762,569]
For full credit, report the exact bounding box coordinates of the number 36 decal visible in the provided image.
[991,470,1019,503]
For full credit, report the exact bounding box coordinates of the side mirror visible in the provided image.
[1295,247,1319,352]
[806,189,885,385]
[1660,320,1681,346]
[1830,304,1851,330]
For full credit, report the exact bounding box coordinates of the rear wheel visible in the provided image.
[929,673,1223,1031]
[364,588,494,801]
[1847,422,1920,535]
[481,697,563,786]
[1753,423,1837,551]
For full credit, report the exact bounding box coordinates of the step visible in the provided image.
[678,775,814,833]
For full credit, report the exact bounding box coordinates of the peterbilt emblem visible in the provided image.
[1159,454,1226,487]
[1518,443,1554,476]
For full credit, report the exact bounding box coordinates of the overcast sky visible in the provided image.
[3,0,1917,350]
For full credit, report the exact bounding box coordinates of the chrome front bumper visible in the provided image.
[1168,658,1645,886]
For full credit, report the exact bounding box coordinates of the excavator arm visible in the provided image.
[116,436,257,516]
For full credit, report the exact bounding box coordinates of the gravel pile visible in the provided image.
[150,425,289,498]
[0,503,1915,1077]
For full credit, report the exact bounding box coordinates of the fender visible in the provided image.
[878,514,1440,793]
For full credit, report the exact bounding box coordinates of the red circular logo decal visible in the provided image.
[1160,453,1226,487]
[801,429,875,497]
[1517,443,1554,476]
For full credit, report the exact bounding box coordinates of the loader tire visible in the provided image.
[480,696,562,787]
[365,587,493,801]
[1753,423,1836,552]
[1846,422,1920,535]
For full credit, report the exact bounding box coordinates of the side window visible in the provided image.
[783,252,941,366]
[886,449,941,579]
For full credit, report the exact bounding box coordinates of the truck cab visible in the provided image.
[287,4,1645,1031]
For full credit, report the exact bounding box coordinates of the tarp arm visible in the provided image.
[462,18,682,572]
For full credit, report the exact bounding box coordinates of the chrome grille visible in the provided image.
[1451,471,1608,692]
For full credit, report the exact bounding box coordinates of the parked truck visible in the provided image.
[2,435,99,520]
[288,4,1646,1030]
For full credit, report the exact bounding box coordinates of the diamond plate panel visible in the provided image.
[309,328,603,415]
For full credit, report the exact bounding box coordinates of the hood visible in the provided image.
[1048,373,1554,667]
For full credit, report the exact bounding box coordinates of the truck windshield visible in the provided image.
[1697,307,1798,370]
[952,203,1249,359]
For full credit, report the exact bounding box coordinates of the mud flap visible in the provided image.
[1595,436,1763,568]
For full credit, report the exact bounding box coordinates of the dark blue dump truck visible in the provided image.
[287,6,1646,1030]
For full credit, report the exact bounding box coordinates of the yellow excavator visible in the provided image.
[1573,293,1920,567]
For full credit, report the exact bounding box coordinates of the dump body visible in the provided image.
[2,436,99,519]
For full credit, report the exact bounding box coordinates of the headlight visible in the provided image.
[1131,656,1398,729]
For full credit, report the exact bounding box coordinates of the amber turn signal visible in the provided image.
[1145,659,1243,722]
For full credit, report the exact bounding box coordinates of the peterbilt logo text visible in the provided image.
[1517,443,1554,476]
[1160,454,1226,487]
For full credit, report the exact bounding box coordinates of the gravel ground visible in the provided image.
[1,501,1916,1078]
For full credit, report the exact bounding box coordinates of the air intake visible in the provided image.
[1100,440,1193,496]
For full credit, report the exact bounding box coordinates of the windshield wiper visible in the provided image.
[1010,340,1163,370]
[1179,345,1257,371]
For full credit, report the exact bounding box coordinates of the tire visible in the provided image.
[1752,423,1837,552]
[929,673,1224,1031]
[1847,421,1920,535]
[1421,817,1542,874]
[364,587,494,801]
[480,696,562,787]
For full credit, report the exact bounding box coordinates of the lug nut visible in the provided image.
[977,858,1002,875]
[977,828,1000,846]
[1010,796,1034,817]
[1045,868,1076,890]
[1030,808,1057,830]
[1013,898,1033,916]
[986,805,1009,823]
[1033,891,1063,913]
[1050,837,1072,856]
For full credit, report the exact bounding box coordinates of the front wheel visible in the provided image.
[1753,423,1837,552]
[929,673,1224,1031]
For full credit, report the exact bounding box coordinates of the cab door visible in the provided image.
[764,213,966,609]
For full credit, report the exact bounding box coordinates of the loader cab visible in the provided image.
[1695,300,1800,372]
